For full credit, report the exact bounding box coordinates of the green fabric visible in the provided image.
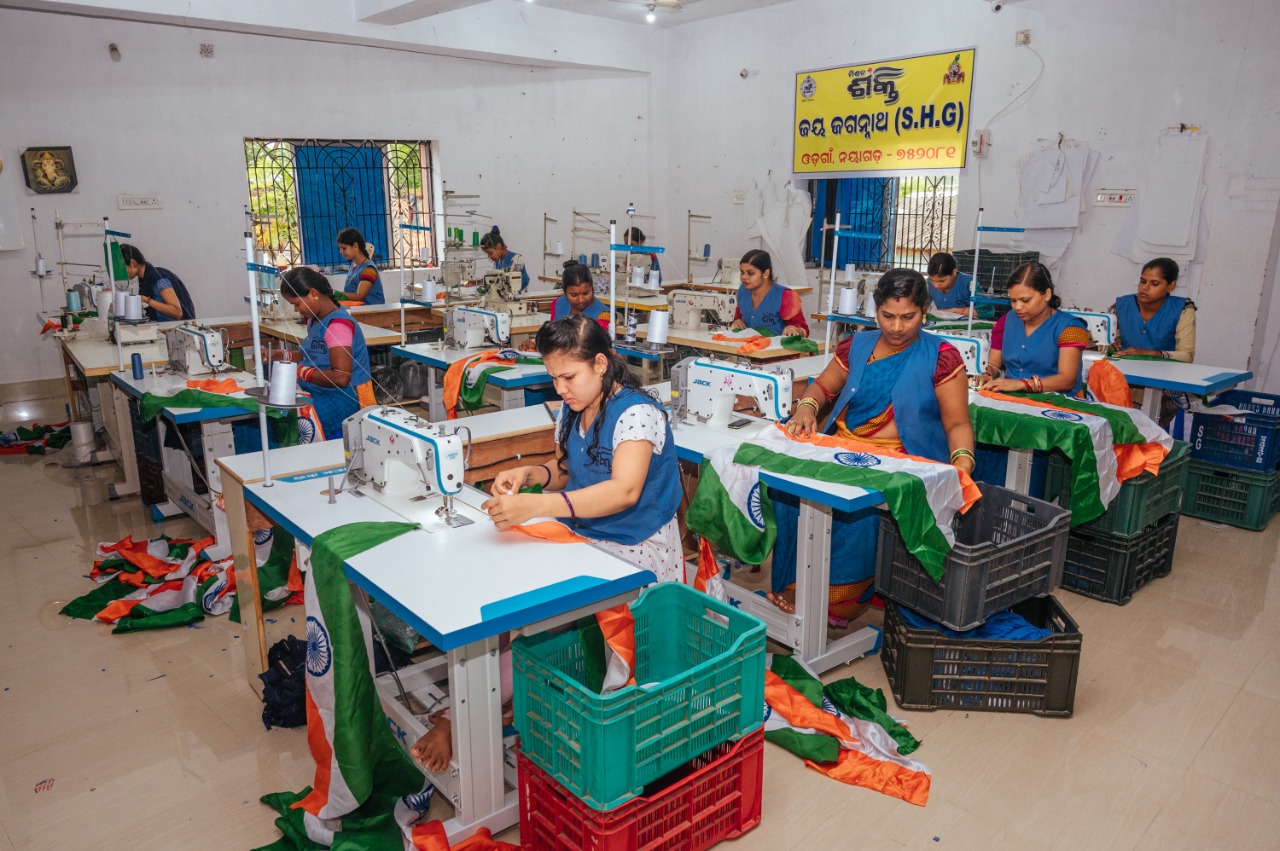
[576,616,608,694]
[138,389,300,446]
[771,655,825,707]
[781,335,819,354]
[824,677,920,756]
[458,364,513,410]
[765,727,841,763]
[752,326,776,337]
[732,442,952,582]
[686,458,777,565]
[105,240,128,283]
[1017,392,1146,445]
[970,402,1105,523]
[256,521,424,851]
[1109,352,1167,362]
[229,527,297,624]
[60,578,138,620]
[113,601,205,633]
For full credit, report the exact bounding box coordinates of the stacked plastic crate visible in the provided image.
[1046,441,1191,604]
[876,483,1082,716]
[1181,391,1280,531]
[511,582,767,851]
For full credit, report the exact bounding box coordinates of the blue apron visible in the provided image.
[551,296,609,326]
[929,272,972,311]
[139,265,196,321]
[736,283,787,334]
[494,251,530,293]
[344,260,384,305]
[1116,294,1185,352]
[1002,310,1087,395]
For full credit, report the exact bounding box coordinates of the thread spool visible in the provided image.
[269,361,299,406]
[631,266,645,288]
[647,310,670,345]
[124,295,143,320]
[422,280,437,302]
[579,254,588,267]
[472,231,480,247]
[71,421,95,448]
[626,311,638,343]
[554,240,563,255]
[838,287,858,316]
[36,256,47,277]
[131,352,144,380]
[863,289,877,318]
[66,290,82,313]
[113,291,128,317]
[590,252,599,268]
[647,268,660,289]
[703,243,711,259]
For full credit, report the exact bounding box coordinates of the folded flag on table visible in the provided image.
[61,529,301,633]
[441,350,544,419]
[971,389,1171,525]
[764,655,930,806]
[688,424,980,581]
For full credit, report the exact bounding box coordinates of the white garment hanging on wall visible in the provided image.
[743,180,812,293]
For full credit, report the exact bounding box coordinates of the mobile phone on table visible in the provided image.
[727,417,753,430]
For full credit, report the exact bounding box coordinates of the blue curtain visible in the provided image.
[295,144,390,267]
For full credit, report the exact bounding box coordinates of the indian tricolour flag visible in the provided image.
[970,390,1172,524]
[687,425,980,581]
[764,655,931,806]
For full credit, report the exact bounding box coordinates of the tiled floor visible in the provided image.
[1,391,1278,850]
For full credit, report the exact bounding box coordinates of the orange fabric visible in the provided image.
[95,597,143,623]
[710,332,772,353]
[595,603,637,688]
[441,350,507,420]
[806,748,931,807]
[775,424,982,514]
[507,521,588,543]
[337,299,365,307]
[411,822,518,851]
[185,378,243,394]
[1086,358,1134,408]
[695,536,719,594]
[764,671,859,742]
[356,380,376,408]
[294,686,335,816]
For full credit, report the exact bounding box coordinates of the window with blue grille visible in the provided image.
[808,175,957,273]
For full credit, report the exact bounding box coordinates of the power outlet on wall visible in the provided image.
[1094,189,1137,207]
[118,194,162,210]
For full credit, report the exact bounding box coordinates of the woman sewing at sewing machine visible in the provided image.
[729,249,809,337]
[480,226,530,293]
[336,227,384,305]
[771,268,974,624]
[411,312,682,773]
[120,244,197,321]
[926,251,975,317]
[976,262,1089,395]
[1112,257,1196,362]
[519,260,610,351]
[268,268,375,440]
[620,226,660,275]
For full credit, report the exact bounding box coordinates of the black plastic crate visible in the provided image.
[1190,390,1280,472]
[1061,512,1179,605]
[951,249,1040,295]
[875,483,1069,631]
[881,595,1081,716]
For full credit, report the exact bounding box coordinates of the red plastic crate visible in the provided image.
[518,730,764,851]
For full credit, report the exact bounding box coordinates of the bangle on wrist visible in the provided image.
[950,448,975,461]
[560,491,576,519]
[539,463,553,487]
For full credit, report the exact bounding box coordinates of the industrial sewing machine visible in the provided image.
[109,316,161,346]
[934,333,989,378]
[1064,310,1116,350]
[671,356,793,430]
[341,406,472,527]
[165,323,228,376]
[443,305,511,349]
[715,256,741,284]
[668,288,738,329]
[477,269,537,316]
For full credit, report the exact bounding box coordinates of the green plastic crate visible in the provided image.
[1046,441,1190,535]
[1181,459,1280,531]
[512,583,765,812]
[1061,512,1179,605]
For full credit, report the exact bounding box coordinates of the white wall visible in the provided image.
[0,7,664,382]
[661,0,1280,373]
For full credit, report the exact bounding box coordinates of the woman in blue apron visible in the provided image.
[521,261,610,352]
[775,268,975,625]
[480,227,530,293]
[120,244,196,321]
[978,262,1090,395]
[1113,257,1196,362]
[926,251,975,316]
[270,268,373,440]
[729,249,810,337]
[336,228,383,305]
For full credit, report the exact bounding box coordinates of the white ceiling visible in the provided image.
[515,0,801,27]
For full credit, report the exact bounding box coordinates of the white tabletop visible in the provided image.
[601,294,669,312]
[108,368,260,423]
[61,335,169,378]
[453,404,555,441]
[671,419,881,513]
[638,324,826,360]
[1105,358,1253,396]
[238,441,652,650]
[260,318,402,347]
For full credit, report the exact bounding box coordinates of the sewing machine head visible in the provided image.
[934,333,989,378]
[165,323,226,376]
[1064,310,1115,349]
[342,406,472,525]
[444,306,512,348]
[668,289,738,329]
[477,270,537,316]
[109,317,161,346]
[717,257,741,283]
[670,356,793,430]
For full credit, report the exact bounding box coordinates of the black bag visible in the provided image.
[259,635,308,730]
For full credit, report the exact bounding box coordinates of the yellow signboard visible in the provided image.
[794,49,975,175]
